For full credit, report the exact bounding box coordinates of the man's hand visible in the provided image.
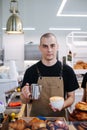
[21,83,31,99]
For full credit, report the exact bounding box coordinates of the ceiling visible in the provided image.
[20,0,87,35]
[1,0,87,38]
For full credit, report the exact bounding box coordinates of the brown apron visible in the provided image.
[29,66,66,117]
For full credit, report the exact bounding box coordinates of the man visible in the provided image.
[81,72,87,102]
[21,33,79,117]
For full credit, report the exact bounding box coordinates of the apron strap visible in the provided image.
[36,66,42,79]
[59,62,63,79]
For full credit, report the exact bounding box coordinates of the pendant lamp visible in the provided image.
[6,0,23,34]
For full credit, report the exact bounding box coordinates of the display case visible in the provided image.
[66,32,87,75]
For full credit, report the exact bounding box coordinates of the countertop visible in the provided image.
[5,91,27,118]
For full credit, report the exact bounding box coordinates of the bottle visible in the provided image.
[10,112,16,122]
[67,51,72,61]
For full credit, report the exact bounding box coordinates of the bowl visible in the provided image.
[49,96,64,110]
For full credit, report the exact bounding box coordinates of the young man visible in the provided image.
[21,33,79,117]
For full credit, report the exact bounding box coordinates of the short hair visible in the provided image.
[40,33,57,44]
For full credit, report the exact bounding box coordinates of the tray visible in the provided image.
[9,117,68,130]
[20,116,66,123]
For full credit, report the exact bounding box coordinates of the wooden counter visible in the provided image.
[1,115,87,130]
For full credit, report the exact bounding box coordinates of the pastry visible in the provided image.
[9,119,27,130]
[75,102,87,111]
[28,117,46,130]
[71,109,87,121]
[74,64,83,69]
[70,102,87,121]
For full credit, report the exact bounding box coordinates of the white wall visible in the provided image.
[3,34,24,72]
[0,0,2,48]
[1,0,68,67]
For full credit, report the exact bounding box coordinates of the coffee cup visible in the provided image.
[50,96,64,110]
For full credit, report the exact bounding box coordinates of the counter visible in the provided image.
[5,103,26,118]
[5,90,27,118]
[8,117,87,130]
[1,87,86,130]
[0,104,26,129]
[1,112,87,130]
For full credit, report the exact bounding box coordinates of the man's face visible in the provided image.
[39,36,58,61]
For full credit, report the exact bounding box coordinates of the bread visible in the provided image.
[9,117,69,130]
[83,63,87,69]
[70,102,87,121]
[28,117,40,126]
[9,119,27,130]
[28,117,46,130]
[74,64,83,69]
[31,122,46,130]
[76,61,85,64]
[74,61,87,69]
[75,102,87,111]
[72,109,87,121]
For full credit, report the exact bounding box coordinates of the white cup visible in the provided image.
[50,96,64,110]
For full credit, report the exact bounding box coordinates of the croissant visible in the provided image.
[28,117,40,126]
[31,122,46,130]
[27,117,46,130]
[9,119,27,130]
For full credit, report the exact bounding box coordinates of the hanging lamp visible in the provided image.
[6,0,23,34]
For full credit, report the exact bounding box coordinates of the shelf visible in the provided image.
[66,31,87,47]
[74,69,87,74]
[66,32,87,74]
